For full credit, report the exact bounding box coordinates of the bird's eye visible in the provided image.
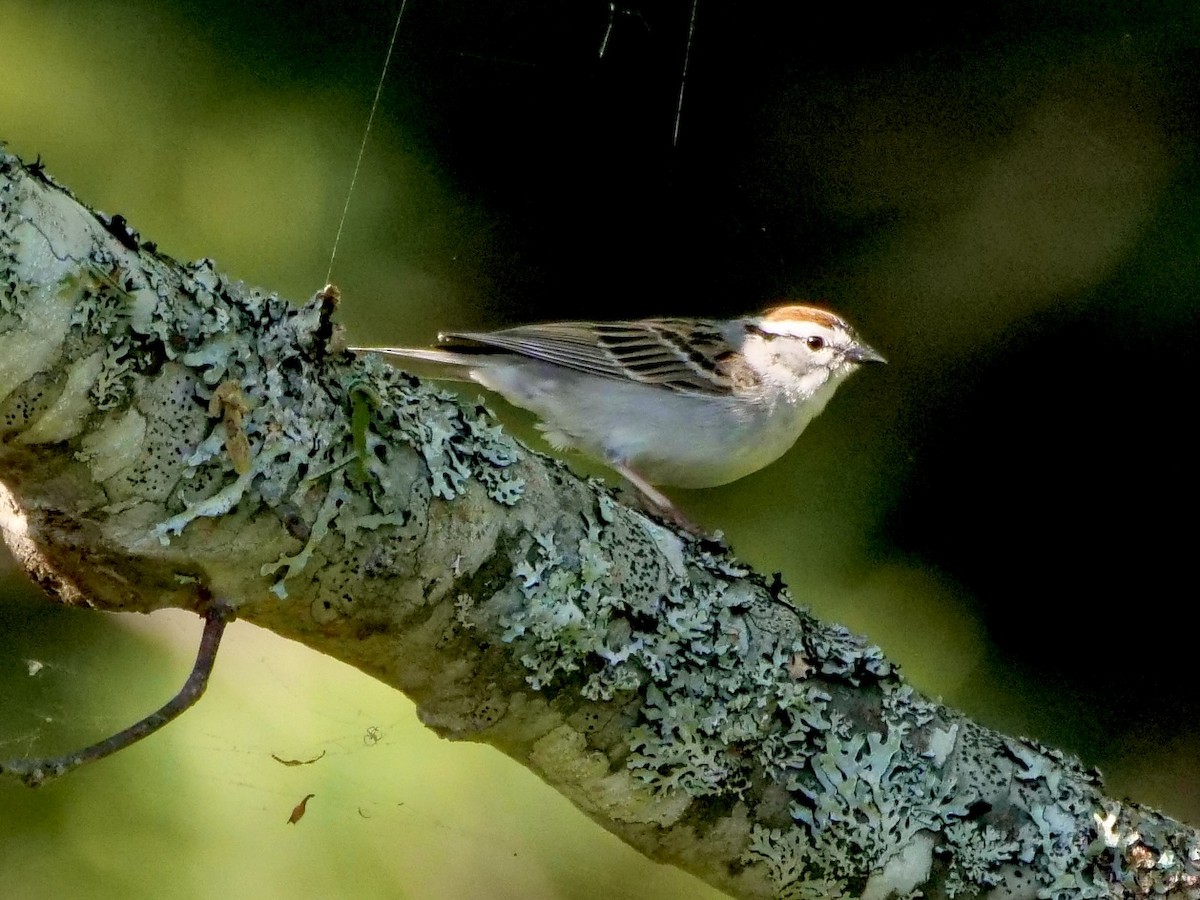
[805,335,826,351]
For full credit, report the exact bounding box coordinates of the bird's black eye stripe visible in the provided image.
[747,324,827,351]
[746,323,776,340]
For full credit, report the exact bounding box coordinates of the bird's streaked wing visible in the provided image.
[440,318,742,396]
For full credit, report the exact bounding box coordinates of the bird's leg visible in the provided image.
[612,463,707,537]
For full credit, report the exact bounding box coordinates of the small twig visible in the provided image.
[0,602,235,787]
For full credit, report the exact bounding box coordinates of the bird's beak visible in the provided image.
[846,341,887,365]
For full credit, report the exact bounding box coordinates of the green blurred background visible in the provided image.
[2,1,1198,897]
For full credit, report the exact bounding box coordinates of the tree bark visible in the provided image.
[1,149,1196,899]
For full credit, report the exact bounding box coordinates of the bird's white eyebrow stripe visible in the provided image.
[758,320,841,339]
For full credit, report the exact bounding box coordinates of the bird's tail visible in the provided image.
[349,346,478,381]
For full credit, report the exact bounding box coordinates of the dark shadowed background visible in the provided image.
[2,1,1198,897]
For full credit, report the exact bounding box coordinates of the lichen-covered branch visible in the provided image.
[0,149,1196,899]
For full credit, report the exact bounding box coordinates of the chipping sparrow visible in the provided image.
[354,304,884,526]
